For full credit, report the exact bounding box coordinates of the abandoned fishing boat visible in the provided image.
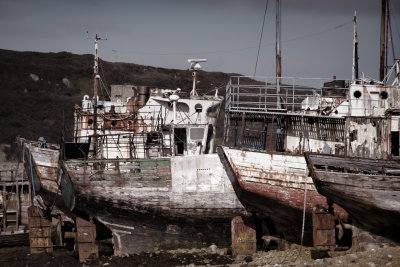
[34,36,246,256]
[219,1,400,248]
[305,58,400,243]
[305,153,400,242]
[217,75,349,245]
[218,0,351,246]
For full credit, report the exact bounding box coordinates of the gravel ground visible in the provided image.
[0,245,399,266]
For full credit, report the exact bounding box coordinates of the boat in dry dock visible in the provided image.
[217,76,349,246]
[20,36,246,257]
[217,0,353,246]
[305,153,400,243]
[305,59,400,244]
[218,1,400,248]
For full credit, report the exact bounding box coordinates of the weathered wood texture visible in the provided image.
[218,146,347,245]
[306,153,400,242]
[231,216,256,256]
[57,154,246,254]
[60,154,245,218]
[76,217,98,262]
[27,206,53,254]
[23,142,60,206]
[312,207,335,250]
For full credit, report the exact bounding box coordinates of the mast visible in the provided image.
[379,0,387,81]
[276,0,282,107]
[188,59,207,97]
[275,0,282,151]
[87,32,107,159]
[352,11,359,81]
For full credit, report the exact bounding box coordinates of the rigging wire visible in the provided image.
[254,0,269,77]
[389,0,400,59]
[112,20,352,57]
[98,57,111,98]
[388,3,396,61]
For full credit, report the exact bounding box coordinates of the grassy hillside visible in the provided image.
[0,49,236,159]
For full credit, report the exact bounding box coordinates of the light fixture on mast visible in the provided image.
[188,59,207,96]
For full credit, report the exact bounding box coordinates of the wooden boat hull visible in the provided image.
[58,154,247,254]
[20,139,63,209]
[305,153,400,242]
[217,146,347,245]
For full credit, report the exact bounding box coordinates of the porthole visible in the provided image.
[380,91,388,99]
[353,90,362,99]
[88,119,94,125]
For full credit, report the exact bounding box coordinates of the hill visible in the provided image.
[0,49,237,160]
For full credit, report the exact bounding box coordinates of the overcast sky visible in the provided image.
[0,0,399,80]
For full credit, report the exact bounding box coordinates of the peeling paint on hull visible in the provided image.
[58,154,247,254]
[218,146,347,245]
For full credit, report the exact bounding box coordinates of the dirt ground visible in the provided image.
[0,245,399,267]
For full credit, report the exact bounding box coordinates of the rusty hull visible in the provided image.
[305,152,400,243]
[218,146,347,246]
[57,154,247,254]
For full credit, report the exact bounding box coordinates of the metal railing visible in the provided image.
[226,76,349,116]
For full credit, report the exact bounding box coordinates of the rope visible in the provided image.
[98,57,111,97]
[254,0,269,76]
[28,144,36,197]
[301,177,308,246]
[111,20,352,56]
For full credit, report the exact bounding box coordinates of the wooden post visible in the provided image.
[16,171,19,231]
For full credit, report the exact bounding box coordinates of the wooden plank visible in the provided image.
[30,247,53,254]
[77,229,96,243]
[309,154,400,171]
[29,227,52,238]
[30,237,52,247]
[28,217,52,227]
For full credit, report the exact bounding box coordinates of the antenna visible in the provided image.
[188,59,207,96]
[352,11,359,81]
[86,31,107,160]
[86,31,107,99]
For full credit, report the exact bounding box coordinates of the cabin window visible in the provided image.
[195,104,202,113]
[175,103,190,113]
[391,117,400,156]
[391,132,399,156]
[380,91,388,99]
[353,90,362,99]
[174,128,187,155]
[190,127,205,140]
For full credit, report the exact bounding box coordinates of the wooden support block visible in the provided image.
[231,216,256,256]
[75,217,98,262]
[27,206,53,254]
[312,206,335,251]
